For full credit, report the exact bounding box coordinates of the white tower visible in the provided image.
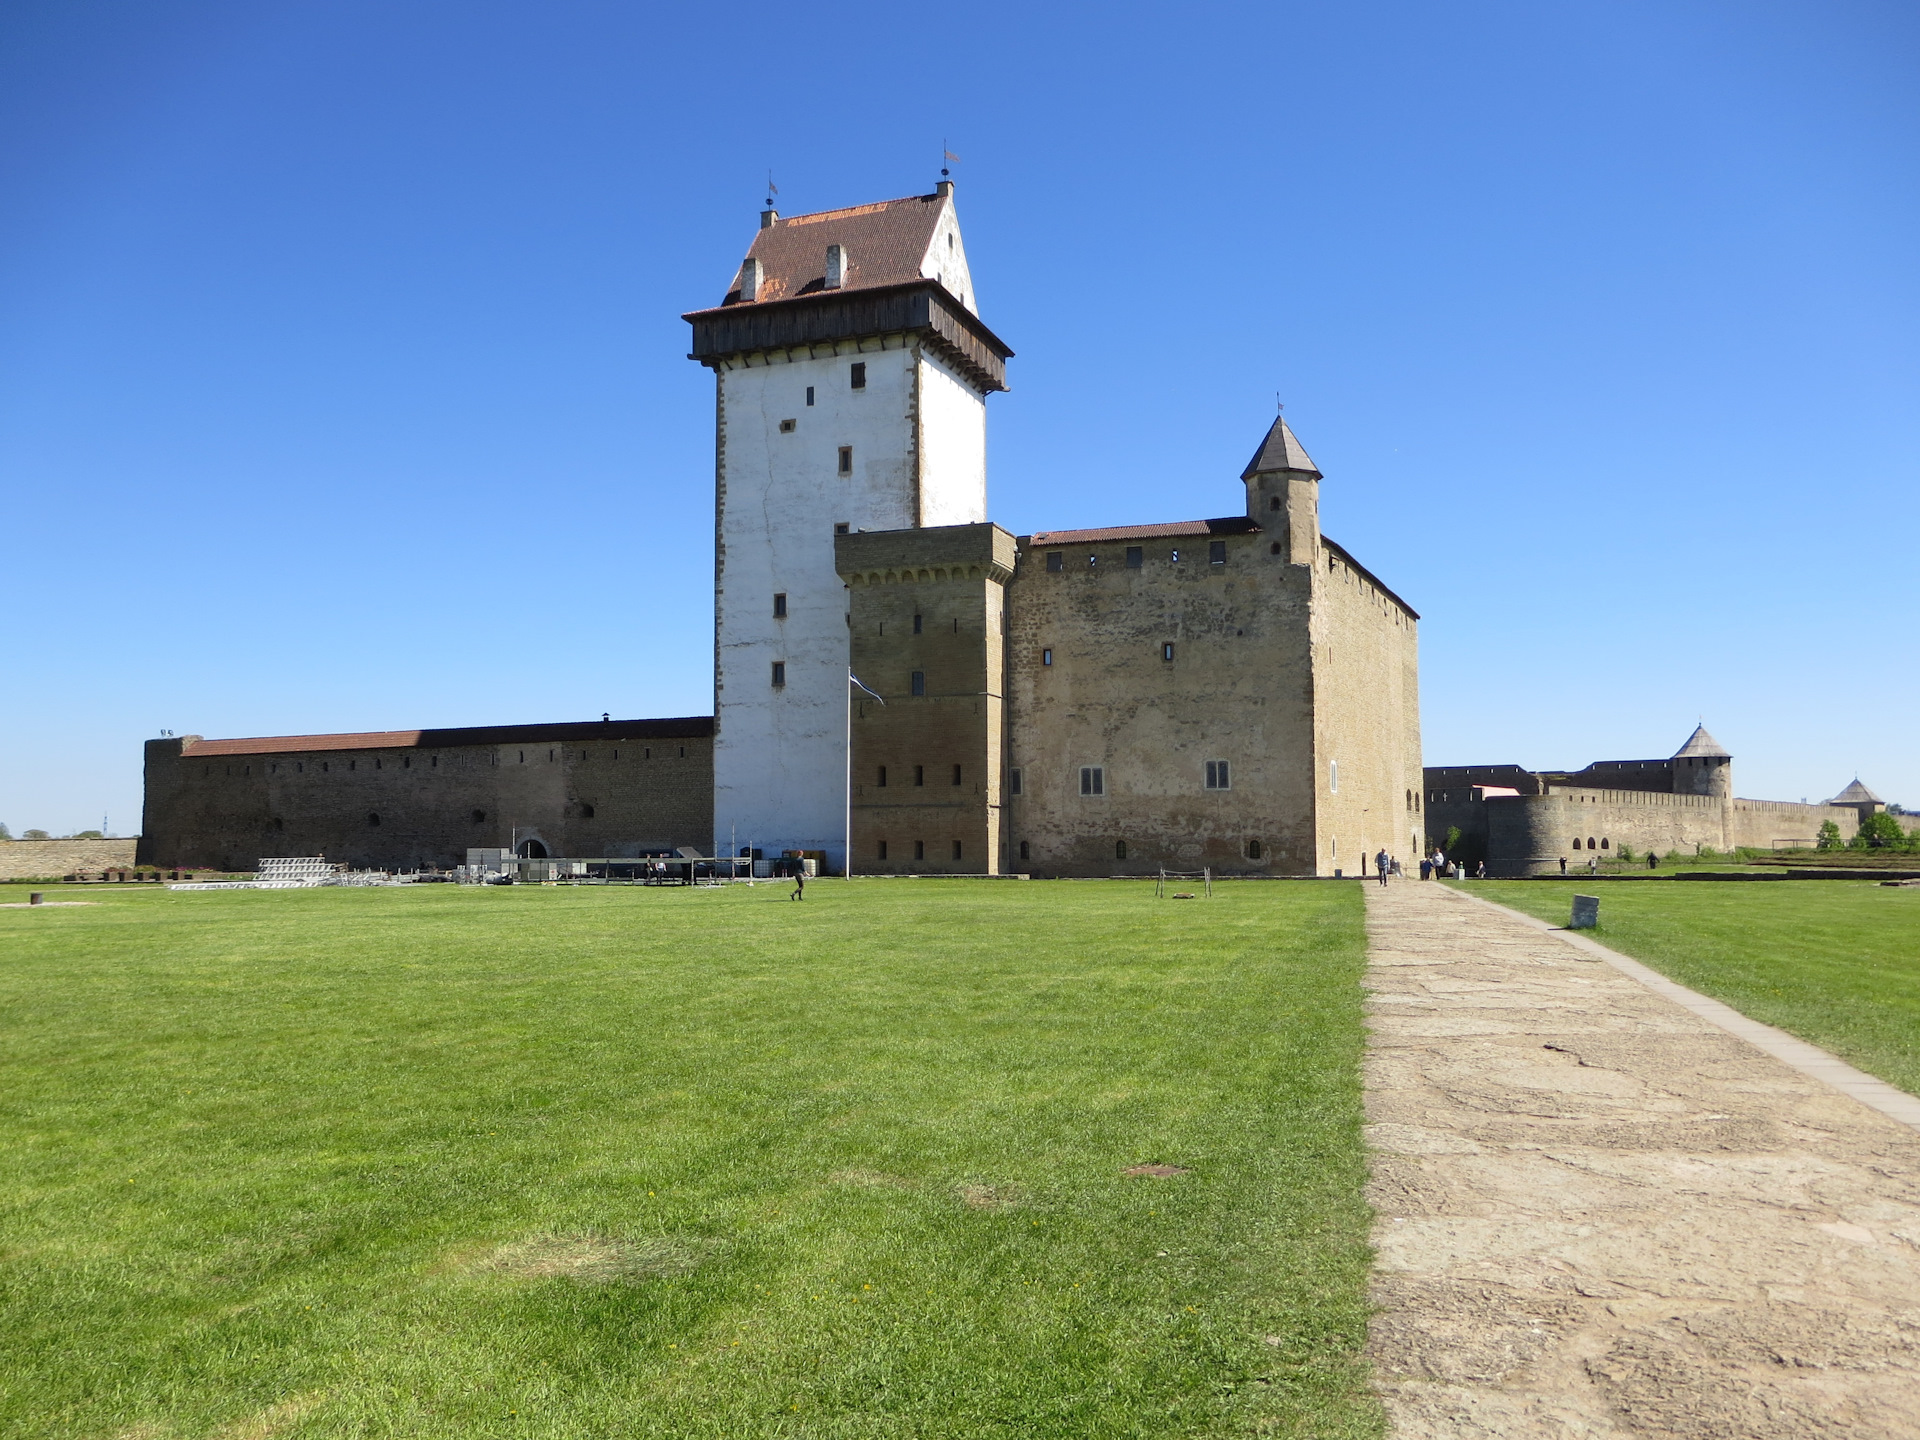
[686,183,1012,871]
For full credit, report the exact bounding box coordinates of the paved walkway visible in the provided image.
[1363,879,1920,1438]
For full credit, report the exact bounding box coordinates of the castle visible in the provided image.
[140,182,1423,877]
[1424,725,1899,875]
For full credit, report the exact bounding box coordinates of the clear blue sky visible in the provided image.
[2,0,1915,837]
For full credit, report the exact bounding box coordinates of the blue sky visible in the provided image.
[2,0,1915,836]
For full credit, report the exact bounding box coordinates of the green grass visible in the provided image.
[0,881,1380,1439]
[1458,879,1920,1097]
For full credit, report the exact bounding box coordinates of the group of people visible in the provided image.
[1368,847,1486,883]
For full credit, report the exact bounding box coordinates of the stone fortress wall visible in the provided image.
[840,523,1014,876]
[834,414,1423,880]
[1425,727,1901,876]
[999,518,1321,877]
[139,720,713,872]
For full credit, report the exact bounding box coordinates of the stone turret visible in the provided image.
[1670,724,1732,799]
[1241,416,1320,565]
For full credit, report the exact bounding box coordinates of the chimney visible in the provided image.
[736,257,761,303]
[759,208,778,229]
[824,243,848,290]
[936,179,953,198]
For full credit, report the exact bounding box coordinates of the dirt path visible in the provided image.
[1363,879,1920,1438]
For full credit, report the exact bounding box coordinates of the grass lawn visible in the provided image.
[0,880,1379,1439]
[1458,880,1920,1097]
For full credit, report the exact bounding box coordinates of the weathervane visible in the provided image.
[765,170,778,209]
[941,141,959,179]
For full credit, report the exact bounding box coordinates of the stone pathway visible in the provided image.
[1363,879,1920,1438]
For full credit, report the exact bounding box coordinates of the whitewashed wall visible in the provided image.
[712,343,986,869]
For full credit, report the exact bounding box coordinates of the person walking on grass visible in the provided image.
[791,867,806,901]
[1375,848,1391,887]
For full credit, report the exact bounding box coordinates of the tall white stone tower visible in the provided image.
[686,183,1012,871]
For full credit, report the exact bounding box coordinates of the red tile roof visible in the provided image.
[182,717,714,757]
[722,193,949,306]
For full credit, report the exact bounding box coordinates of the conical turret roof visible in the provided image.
[1671,724,1730,759]
[1828,778,1883,805]
[1241,416,1321,480]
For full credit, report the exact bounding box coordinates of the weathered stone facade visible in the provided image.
[836,417,1423,878]
[139,719,713,872]
[1424,725,1900,875]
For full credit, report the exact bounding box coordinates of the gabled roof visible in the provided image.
[1241,416,1321,479]
[1829,778,1884,805]
[1671,724,1730,759]
[717,191,975,313]
[181,717,714,757]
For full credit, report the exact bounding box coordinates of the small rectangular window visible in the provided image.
[877,765,887,787]
[1126,546,1143,568]
[806,385,815,406]
[834,521,850,534]
[1041,648,1052,666]
[838,446,853,476]
[1079,766,1105,797]
[1170,548,1181,563]
[850,362,866,389]
[779,418,796,433]
[773,592,787,618]
[1209,540,1227,564]
[1045,551,1063,572]
[952,764,962,785]
[1162,642,1174,662]
[1205,759,1231,790]
[877,840,888,859]
[771,661,786,686]
[914,765,925,786]
[911,670,925,696]
[1009,767,1023,795]
[953,840,963,860]
[1087,553,1098,569]
[914,840,925,860]
[913,613,923,634]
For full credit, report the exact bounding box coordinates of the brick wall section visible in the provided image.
[139,721,714,871]
[0,839,139,880]
[839,523,1015,874]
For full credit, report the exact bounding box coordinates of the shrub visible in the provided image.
[1853,813,1913,850]
[1816,820,1843,851]
[22,829,49,842]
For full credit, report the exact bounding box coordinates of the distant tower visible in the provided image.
[1241,415,1321,563]
[1670,723,1732,799]
[684,182,1012,870]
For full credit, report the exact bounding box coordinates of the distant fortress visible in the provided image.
[1424,725,1908,876]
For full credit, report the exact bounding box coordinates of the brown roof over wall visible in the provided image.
[1024,517,1262,546]
[182,717,714,757]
